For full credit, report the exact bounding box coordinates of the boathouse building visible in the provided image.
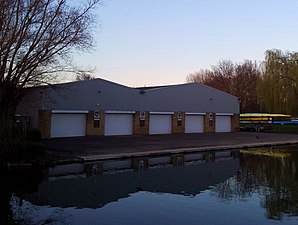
[17,78,240,138]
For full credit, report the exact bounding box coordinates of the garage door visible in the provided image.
[149,114,172,134]
[104,114,133,136]
[215,116,231,132]
[51,113,86,138]
[185,115,204,133]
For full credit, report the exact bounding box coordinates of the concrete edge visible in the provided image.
[79,140,298,162]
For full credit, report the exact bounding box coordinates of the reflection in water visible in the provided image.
[24,158,240,209]
[4,147,298,225]
[211,148,298,220]
[0,168,44,225]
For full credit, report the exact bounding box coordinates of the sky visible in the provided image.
[73,0,298,87]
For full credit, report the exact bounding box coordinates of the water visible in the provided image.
[2,147,298,225]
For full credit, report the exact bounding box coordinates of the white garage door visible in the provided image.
[215,116,231,132]
[185,115,204,133]
[104,114,133,136]
[149,115,172,134]
[51,113,86,138]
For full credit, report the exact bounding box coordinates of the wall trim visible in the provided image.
[52,110,89,114]
[105,110,135,114]
[150,112,174,115]
[216,113,234,116]
[185,112,206,115]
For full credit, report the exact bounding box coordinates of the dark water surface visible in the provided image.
[2,147,298,225]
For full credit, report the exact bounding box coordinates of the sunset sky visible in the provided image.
[73,0,298,87]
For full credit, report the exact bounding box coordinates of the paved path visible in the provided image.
[43,132,298,163]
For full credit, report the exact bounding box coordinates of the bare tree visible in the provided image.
[211,60,234,94]
[187,60,261,113]
[187,60,235,93]
[76,73,95,81]
[186,69,214,84]
[233,60,260,112]
[0,0,101,141]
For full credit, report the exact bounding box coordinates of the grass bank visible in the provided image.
[241,124,298,134]
[270,124,298,134]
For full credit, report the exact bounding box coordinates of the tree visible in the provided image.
[232,60,260,112]
[211,60,234,94]
[186,69,215,85]
[0,0,101,142]
[257,49,298,115]
[187,60,235,94]
[187,60,260,112]
[76,73,95,81]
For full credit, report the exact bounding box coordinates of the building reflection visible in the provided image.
[26,156,239,209]
[10,148,298,222]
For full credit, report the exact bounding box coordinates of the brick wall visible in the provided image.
[133,111,149,135]
[86,111,105,136]
[38,110,51,138]
[172,112,185,134]
[204,113,215,133]
[231,114,240,132]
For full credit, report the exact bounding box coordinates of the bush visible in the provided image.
[0,140,45,163]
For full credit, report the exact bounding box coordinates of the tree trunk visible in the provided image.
[0,107,15,140]
[0,83,23,149]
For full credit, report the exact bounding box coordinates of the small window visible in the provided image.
[94,120,100,128]
[177,120,182,127]
[140,120,145,127]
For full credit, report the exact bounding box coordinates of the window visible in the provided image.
[140,120,145,127]
[94,120,100,128]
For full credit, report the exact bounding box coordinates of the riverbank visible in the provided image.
[43,132,298,165]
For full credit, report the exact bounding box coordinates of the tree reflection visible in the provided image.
[0,168,45,225]
[211,149,298,220]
